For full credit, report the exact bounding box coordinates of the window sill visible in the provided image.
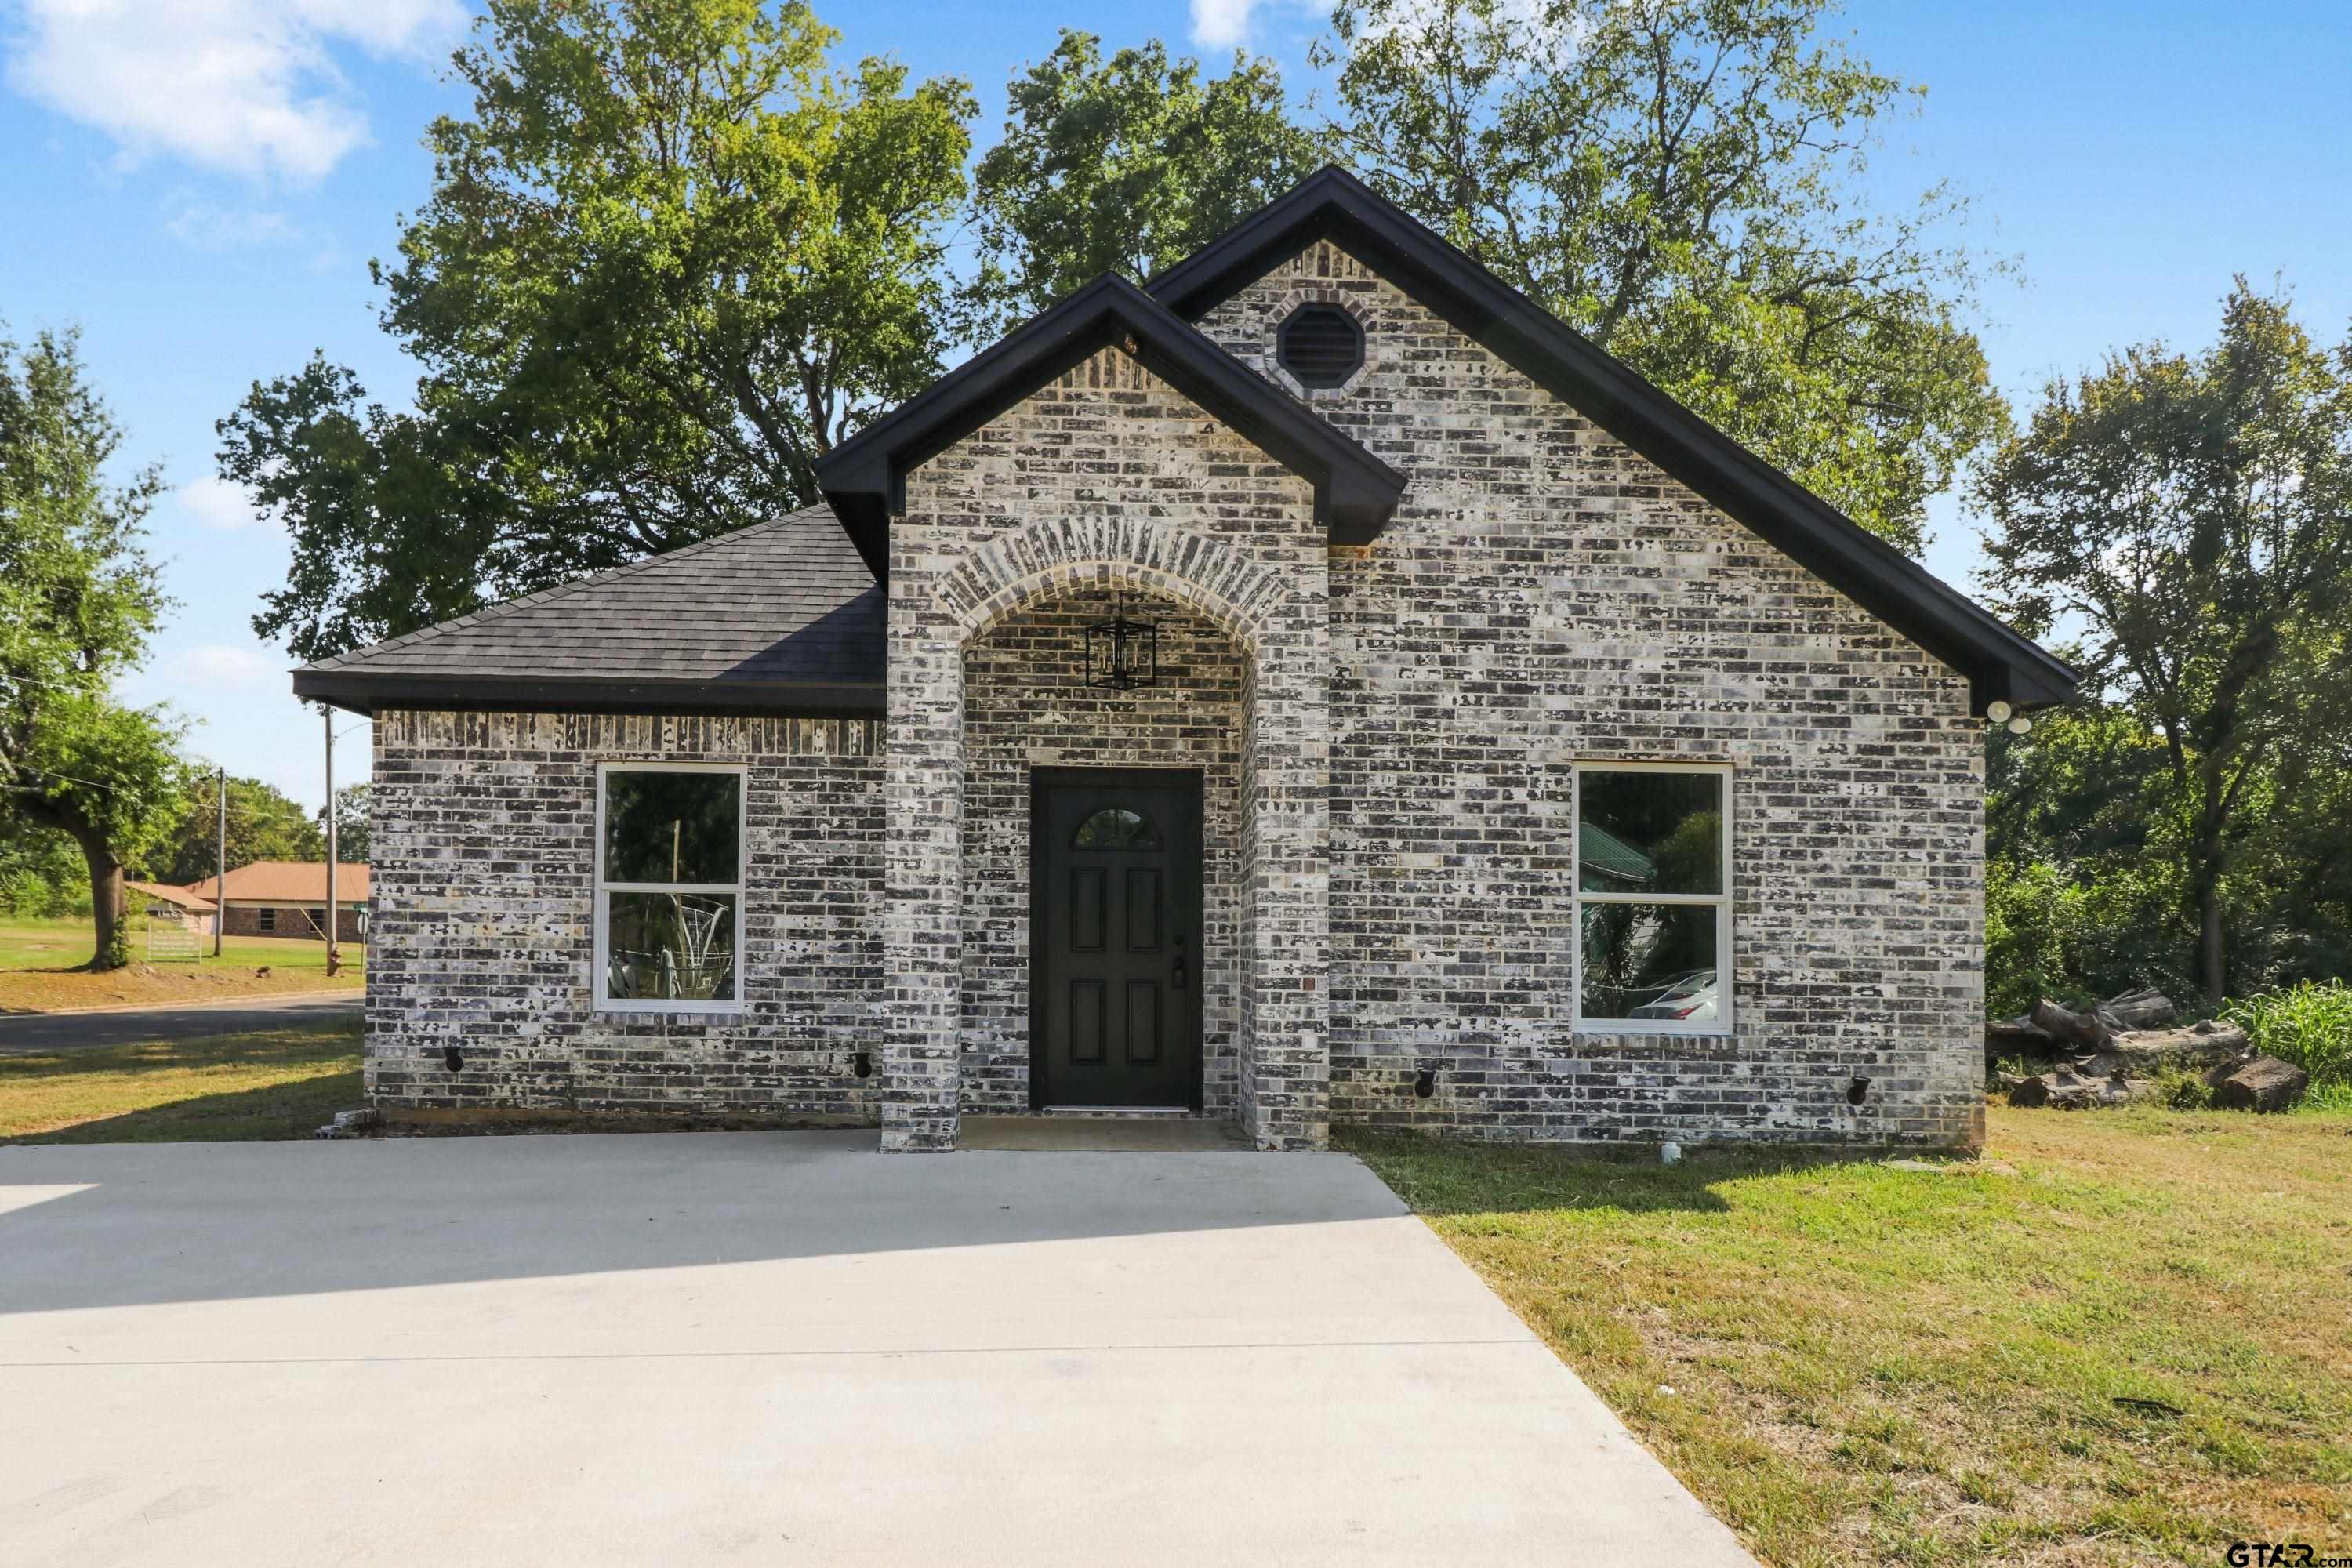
[1571,1022,1737,1040]
[592,1000,747,1019]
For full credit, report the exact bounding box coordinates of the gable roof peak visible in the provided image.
[1144,165,2078,714]
[815,271,1406,580]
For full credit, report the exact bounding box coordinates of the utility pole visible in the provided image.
[213,766,226,957]
[324,709,341,978]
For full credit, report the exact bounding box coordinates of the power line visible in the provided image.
[8,771,342,811]
[3,764,119,793]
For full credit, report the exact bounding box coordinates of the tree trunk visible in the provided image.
[2077,1019,2248,1077]
[2103,987,2178,1031]
[2190,736,2241,1011]
[78,836,129,972]
[2197,862,2226,1012]
[2009,1069,2160,1109]
[2029,996,2113,1051]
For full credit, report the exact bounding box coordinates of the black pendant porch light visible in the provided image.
[1083,592,1159,691]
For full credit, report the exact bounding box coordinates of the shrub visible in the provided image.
[0,868,89,919]
[1985,860,2092,1018]
[2221,980,2352,1098]
[2151,1063,2213,1111]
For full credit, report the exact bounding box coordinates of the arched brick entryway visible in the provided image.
[881,514,1333,1152]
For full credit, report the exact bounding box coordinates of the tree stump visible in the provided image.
[2209,1055,2310,1113]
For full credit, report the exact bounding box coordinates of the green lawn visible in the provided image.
[0,916,365,1014]
[1345,1107,2352,1568]
[0,1022,362,1142]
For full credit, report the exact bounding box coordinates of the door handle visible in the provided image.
[1173,935,1188,991]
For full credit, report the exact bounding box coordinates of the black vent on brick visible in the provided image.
[1276,304,1364,389]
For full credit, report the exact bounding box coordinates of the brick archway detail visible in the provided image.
[938,517,1287,655]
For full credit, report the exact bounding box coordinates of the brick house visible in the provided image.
[183,861,369,943]
[295,169,2074,1153]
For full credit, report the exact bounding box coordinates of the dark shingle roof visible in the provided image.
[292,506,883,717]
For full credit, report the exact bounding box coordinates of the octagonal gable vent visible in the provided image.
[1276,304,1365,389]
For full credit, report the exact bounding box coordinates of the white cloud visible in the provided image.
[165,644,282,692]
[163,193,301,249]
[180,475,266,532]
[1191,0,1259,49]
[5,0,464,180]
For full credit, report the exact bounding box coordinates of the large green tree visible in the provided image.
[220,0,976,663]
[963,31,1320,334]
[1976,282,2352,1005]
[0,328,188,968]
[0,809,88,918]
[321,782,371,868]
[147,773,326,888]
[1318,0,2006,550]
[1982,700,2190,1013]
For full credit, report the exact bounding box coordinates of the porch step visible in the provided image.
[959,1116,1250,1152]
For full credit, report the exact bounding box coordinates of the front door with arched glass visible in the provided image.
[1029,768,1203,1110]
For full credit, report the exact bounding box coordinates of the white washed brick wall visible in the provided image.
[366,711,884,1119]
[1196,241,1986,1149]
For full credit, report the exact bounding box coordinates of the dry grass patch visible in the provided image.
[1344,1107,2352,1567]
[0,1022,361,1142]
[0,917,365,1014]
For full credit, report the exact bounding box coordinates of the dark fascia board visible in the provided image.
[817,273,1406,579]
[1147,166,2081,714]
[291,668,886,720]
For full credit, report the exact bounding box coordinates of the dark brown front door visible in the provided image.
[1031,768,1203,1110]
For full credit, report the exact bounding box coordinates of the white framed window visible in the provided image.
[593,762,746,1014]
[1570,762,1733,1034]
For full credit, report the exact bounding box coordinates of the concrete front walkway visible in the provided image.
[0,1133,1752,1566]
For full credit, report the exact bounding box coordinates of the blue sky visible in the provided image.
[2,0,2347,810]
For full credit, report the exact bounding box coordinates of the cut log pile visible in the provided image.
[2008,1069,2159,1110]
[1989,989,2307,1112]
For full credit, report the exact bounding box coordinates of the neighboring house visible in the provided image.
[295,168,2074,1153]
[183,862,370,943]
[125,880,217,960]
[126,880,217,920]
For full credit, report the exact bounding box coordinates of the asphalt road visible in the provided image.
[0,992,361,1056]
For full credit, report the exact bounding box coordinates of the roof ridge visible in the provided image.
[303,506,836,673]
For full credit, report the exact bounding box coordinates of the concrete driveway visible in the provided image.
[0,1133,1751,1566]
